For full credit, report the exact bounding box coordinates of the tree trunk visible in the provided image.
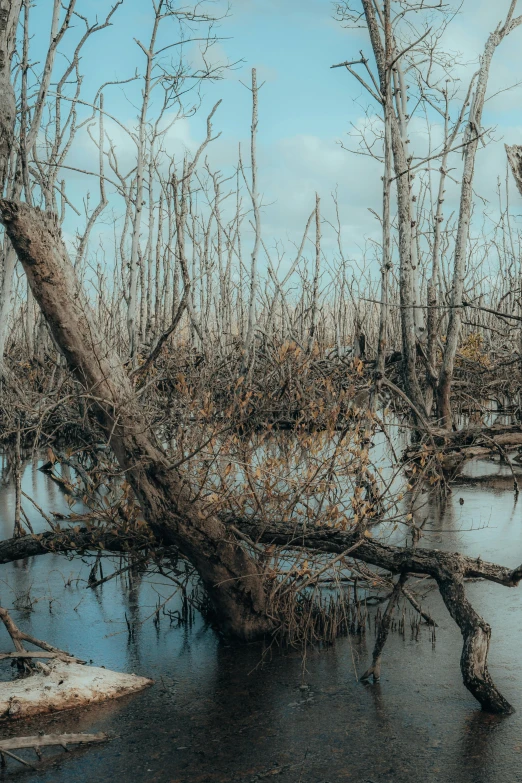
[243,68,261,369]
[374,4,392,394]
[361,0,426,421]
[0,0,23,373]
[437,7,522,426]
[0,244,16,370]
[0,200,273,642]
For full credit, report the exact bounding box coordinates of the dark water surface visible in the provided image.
[1,454,522,782]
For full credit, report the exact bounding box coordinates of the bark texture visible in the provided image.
[0,200,273,642]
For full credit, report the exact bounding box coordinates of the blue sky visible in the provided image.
[27,0,522,271]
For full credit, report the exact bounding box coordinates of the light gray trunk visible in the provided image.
[437,6,522,426]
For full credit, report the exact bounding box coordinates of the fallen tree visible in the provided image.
[405,422,522,475]
[0,200,273,643]
[2,519,522,714]
[243,522,522,714]
[1,201,521,714]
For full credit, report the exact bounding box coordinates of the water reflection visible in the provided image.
[0,453,522,781]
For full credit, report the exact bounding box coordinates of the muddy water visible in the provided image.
[1,454,522,782]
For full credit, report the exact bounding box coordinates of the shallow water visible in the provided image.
[1,454,522,782]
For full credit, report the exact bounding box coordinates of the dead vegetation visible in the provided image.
[1,0,522,730]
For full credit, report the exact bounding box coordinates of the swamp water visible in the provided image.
[1,453,522,782]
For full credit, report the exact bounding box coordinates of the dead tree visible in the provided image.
[436,1,522,426]
[242,68,262,369]
[0,200,273,642]
[332,0,428,419]
[246,522,522,714]
[2,514,522,713]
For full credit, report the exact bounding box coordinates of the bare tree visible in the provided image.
[242,68,262,369]
[436,1,522,426]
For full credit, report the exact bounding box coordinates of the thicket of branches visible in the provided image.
[2,0,522,717]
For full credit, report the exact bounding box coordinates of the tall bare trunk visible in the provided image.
[0,0,21,193]
[437,3,522,427]
[374,0,392,390]
[307,193,321,353]
[243,68,261,368]
[506,143,522,362]
[0,0,23,373]
[128,18,159,359]
[361,0,426,420]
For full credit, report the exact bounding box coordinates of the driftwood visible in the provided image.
[0,661,153,721]
[0,651,81,661]
[0,605,83,666]
[0,733,107,769]
[0,732,107,751]
[0,731,109,753]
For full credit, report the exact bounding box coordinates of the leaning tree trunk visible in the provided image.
[0,200,273,642]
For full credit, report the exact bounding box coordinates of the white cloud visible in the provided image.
[50,0,522,283]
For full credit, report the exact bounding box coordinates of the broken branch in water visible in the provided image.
[1,517,521,713]
[241,521,522,713]
[0,732,108,751]
[0,733,108,769]
[361,573,408,682]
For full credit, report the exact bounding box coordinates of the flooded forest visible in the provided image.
[2,0,522,780]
